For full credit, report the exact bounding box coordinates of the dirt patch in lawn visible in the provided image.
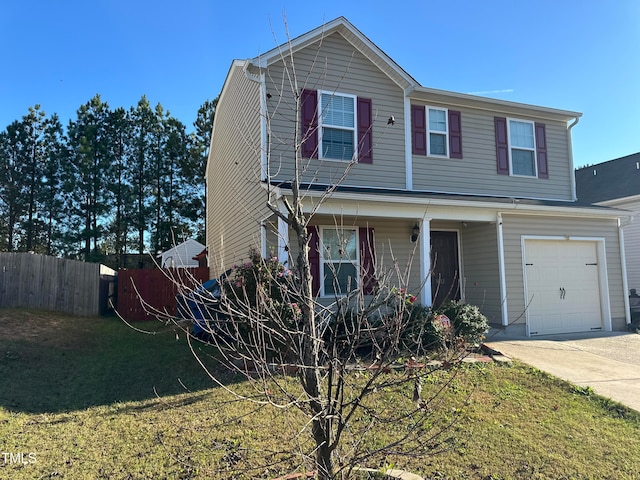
[0,309,101,349]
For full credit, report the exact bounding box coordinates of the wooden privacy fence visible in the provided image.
[0,252,116,316]
[117,267,210,321]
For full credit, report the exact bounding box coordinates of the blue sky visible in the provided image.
[2,0,638,168]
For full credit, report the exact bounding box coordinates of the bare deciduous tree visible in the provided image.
[129,17,489,479]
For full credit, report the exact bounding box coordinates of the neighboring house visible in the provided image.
[206,17,632,336]
[576,153,640,297]
[158,239,206,268]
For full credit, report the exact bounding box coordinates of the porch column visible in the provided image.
[496,213,509,327]
[419,219,432,307]
[277,216,289,267]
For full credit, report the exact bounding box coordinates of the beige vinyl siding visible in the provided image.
[500,214,626,328]
[609,197,640,292]
[207,64,271,276]
[460,222,502,324]
[264,32,406,190]
[411,106,574,201]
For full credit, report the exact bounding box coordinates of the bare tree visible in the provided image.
[129,17,489,479]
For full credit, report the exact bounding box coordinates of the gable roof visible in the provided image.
[246,16,419,90]
[575,152,640,203]
[242,17,580,122]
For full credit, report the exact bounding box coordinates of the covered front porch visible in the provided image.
[263,207,504,326]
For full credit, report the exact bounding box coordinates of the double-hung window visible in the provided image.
[428,107,448,156]
[411,105,462,159]
[509,119,536,177]
[321,228,359,296]
[320,92,356,161]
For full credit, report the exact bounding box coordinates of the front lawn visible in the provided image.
[1,309,639,479]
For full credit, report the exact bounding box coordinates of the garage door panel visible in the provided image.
[525,240,602,336]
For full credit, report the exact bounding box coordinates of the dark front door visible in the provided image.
[431,231,460,308]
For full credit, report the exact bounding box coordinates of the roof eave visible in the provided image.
[410,86,582,122]
[247,17,418,91]
[276,187,628,219]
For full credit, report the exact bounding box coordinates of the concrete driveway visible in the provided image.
[485,330,640,412]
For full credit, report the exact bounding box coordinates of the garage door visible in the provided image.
[524,240,602,335]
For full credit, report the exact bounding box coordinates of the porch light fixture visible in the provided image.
[411,223,420,243]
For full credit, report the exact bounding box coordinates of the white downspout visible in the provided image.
[568,116,580,201]
[619,214,635,325]
[404,92,413,190]
[496,213,509,328]
[243,62,268,181]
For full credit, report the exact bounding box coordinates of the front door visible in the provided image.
[431,231,461,308]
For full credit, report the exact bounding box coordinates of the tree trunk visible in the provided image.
[294,221,334,479]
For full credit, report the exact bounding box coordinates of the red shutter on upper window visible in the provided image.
[358,227,376,295]
[307,225,321,295]
[301,89,318,159]
[357,97,373,164]
[495,117,510,175]
[535,122,548,179]
[411,105,427,156]
[448,110,462,159]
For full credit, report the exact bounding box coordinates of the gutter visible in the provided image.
[290,188,631,219]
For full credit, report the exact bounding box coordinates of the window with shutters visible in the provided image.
[495,117,548,178]
[320,91,357,161]
[509,119,536,176]
[411,105,463,159]
[301,89,372,163]
[321,227,359,296]
[428,107,448,156]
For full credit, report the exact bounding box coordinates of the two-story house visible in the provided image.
[206,17,632,336]
[576,153,640,301]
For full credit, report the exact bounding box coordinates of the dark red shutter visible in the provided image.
[535,122,548,179]
[359,227,376,295]
[301,89,318,159]
[494,117,510,175]
[357,97,373,164]
[448,110,462,159]
[411,105,426,156]
[307,225,321,295]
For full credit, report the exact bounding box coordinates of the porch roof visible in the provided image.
[269,182,632,221]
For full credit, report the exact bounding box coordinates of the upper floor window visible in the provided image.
[411,104,463,159]
[509,120,536,176]
[301,89,373,164]
[428,108,448,156]
[495,116,548,179]
[320,92,356,161]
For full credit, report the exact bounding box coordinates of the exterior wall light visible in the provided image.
[411,223,420,243]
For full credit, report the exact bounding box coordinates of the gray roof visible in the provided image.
[575,152,640,203]
[272,181,619,212]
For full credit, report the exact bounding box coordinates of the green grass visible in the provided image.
[1,309,640,479]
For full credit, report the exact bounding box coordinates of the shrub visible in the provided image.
[433,300,490,347]
[222,249,300,359]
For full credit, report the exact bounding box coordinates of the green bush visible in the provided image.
[399,300,489,354]
[433,300,490,346]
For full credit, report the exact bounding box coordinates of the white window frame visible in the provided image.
[427,107,449,158]
[319,226,360,297]
[318,90,358,162]
[507,118,537,177]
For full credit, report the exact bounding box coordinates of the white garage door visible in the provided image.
[524,240,603,335]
